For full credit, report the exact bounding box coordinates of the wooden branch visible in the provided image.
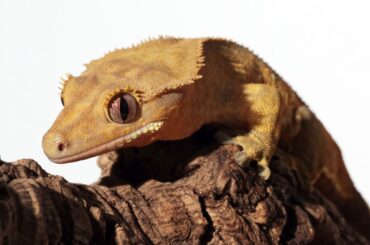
[0,128,369,244]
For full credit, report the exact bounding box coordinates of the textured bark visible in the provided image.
[0,128,369,244]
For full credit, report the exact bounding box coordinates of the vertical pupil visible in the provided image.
[119,96,129,121]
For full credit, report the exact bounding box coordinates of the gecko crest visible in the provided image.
[59,73,74,104]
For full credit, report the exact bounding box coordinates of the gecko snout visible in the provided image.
[42,131,69,162]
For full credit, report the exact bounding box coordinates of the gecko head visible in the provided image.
[42,37,205,163]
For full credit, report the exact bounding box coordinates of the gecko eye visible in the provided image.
[108,93,137,123]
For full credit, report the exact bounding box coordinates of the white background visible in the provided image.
[0,1,369,202]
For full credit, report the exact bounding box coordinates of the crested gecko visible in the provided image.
[42,38,369,237]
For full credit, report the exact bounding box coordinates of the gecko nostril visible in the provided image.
[58,143,65,152]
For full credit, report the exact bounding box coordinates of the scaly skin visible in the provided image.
[43,38,369,238]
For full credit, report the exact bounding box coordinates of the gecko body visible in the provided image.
[42,38,369,237]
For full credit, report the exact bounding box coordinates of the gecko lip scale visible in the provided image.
[49,121,164,164]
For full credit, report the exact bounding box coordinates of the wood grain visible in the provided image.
[1,128,369,244]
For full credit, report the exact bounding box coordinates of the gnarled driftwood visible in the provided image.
[0,127,369,244]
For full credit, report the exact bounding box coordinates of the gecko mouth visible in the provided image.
[49,121,164,164]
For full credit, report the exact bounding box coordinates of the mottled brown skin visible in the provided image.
[42,37,369,236]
